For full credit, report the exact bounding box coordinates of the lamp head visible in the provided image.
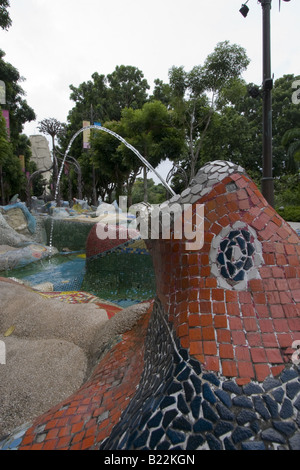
[240,3,250,17]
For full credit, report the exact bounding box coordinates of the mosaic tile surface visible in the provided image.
[1,160,300,451]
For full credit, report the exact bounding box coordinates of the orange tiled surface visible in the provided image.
[18,305,152,450]
[148,172,300,385]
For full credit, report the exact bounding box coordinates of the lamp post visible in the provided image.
[259,0,274,207]
[240,0,291,207]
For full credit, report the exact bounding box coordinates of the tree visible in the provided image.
[90,120,133,203]
[0,48,36,203]
[38,118,65,200]
[152,41,250,184]
[0,49,36,152]
[120,100,185,202]
[106,65,150,120]
[131,178,166,205]
[0,0,11,31]
[282,128,300,171]
[0,115,25,204]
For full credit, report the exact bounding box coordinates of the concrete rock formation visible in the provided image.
[0,160,300,451]
[29,135,52,184]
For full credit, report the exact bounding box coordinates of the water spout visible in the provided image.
[49,125,176,254]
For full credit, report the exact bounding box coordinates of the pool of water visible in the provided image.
[3,251,156,308]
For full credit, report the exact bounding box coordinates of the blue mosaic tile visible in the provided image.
[203,383,217,404]
[98,299,300,451]
[280,398,294,419]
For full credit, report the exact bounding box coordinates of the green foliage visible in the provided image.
[282,127,300,171]
[151,41,250,184]
[0,0,11,31]
[277,206,300,222]
[0,115,26,203]
[131,178,166,205]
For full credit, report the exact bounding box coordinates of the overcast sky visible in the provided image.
[0,0,299,182]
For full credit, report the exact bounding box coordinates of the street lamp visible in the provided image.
[239,0,291,208]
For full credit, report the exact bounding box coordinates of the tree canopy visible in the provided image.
[0,0,11,31]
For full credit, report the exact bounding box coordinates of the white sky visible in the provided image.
[0,0,299,182]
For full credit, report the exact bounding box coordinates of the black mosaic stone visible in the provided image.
[295,412,300,428]
[149,428,164,448]
[190,374,202,394]
[242,441,266,451]
[233,270,245,282]
[295,395,300,411]
[189,359,201,375]
[273,421,296,436]
[253,396,271,421]
[156,441,170,450]
[224,437,237,450]
[280,398,294,419]
[243,383,264,395]
[220,240,228,251]
[271,387,285,403]
[217,252,225,265]
[147,411,163,429]
[280,368,299,383]
[98,299,300,451]
[262,376,281,391]
[263,395,279,419]
[286,381,300,400]
[162,409,178,429]
[203,383,217,404]
[237,237,246,250]
[186,435,205,450]
[202,372,220,386]
[250,420,261,434]
[216,403,235,421]
[177,394,189,415]
[172,416,192,432]
[167,382,182,395]
[177,367,190,382]
[166,429,185,445]
[261,428,286,444]
[236,409,257,425]
[244,258,253,271]
[214,389,232,408]
[193,418,213,433]
[206,433,222,450]
[222,380,242,395]
[190,396,201,419]
[174,361,185,376]
[202,401,219,423]
[214,421,234,438]
[242,229,251,241]
[247,242,255,256]
[232,396,253,409]
[183,381,194,402]
[232,427,254,444]
[133,429,149,448]
[289,433,300,450]
[221,266,229,279]
[160,396,176,410]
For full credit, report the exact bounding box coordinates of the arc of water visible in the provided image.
[49,125,176,257]
[55,125,176,202]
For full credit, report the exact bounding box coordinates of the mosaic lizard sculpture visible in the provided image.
[1,161,300,451]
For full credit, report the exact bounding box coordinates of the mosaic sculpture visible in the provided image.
[1,160,300,451]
